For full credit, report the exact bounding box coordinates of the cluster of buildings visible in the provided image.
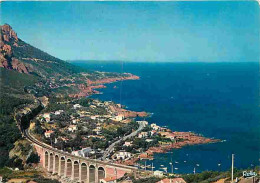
[40,100,134,140]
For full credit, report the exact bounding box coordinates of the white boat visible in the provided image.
[196,164,200,167]
[175,168,178,170]
[175,161,179,164]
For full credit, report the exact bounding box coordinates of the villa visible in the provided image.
[44,130,54,138]
[68,125,78,132]
[100,176,117,183]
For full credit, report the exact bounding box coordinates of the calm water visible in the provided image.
[73,61,260,173]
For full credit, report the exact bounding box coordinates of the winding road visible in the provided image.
[102,121,147,160]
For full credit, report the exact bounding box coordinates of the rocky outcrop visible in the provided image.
[0,24,29,73]
[1,24,18,42]
[86,74,140,86]
[69,74,140,98]
[11,58,28,73]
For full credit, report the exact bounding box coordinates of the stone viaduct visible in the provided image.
[25,130,138,183]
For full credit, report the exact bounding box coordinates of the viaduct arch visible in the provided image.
[27,130,137,183]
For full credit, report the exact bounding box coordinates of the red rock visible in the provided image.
[11,58,28,73]
[0,54,8,68]
[1,24,18,42]
[2,44,12,56]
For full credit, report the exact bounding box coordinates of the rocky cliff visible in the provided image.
[0,24,82,78]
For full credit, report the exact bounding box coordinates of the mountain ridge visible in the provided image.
[0,24,83,78]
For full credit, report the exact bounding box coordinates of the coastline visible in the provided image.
[116,131,220,166]
[67,71,221,167]
[69,73,140,98]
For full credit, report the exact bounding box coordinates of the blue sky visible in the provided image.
[1,1,259,62]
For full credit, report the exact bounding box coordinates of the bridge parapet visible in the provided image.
[29,130,137,183]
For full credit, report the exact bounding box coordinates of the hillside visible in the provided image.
[0,24,140,168]
[0,68,37,167]
[0,24,84,78]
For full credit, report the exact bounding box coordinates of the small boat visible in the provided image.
[175,161,179,164]
[113,86,117,89]
[196,164,200,167]
[160,165,164,167]
[184,161,187,163]
[218,163,221,166]
[175,168,178,170]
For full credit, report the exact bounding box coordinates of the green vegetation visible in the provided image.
[182,167,260,183]
[0,167,60,183]
[26,152,40,164]
[13,39,85,78]
[0,68,37,167]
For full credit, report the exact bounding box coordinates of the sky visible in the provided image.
[1,1,259,62]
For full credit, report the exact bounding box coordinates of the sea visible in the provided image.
[72,61,260,174]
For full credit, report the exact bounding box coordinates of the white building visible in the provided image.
[44,130,54,138]
[151,130,157,136]
[72,147,92,157]
[113,151,132,160]
[124,141,133,147]
[68,125,78,132]
[111,114,124,121]
[137,121,148,126]
[145,139,154,143]
[43,113,51,122]
[151,123,161,131]
[138,132,148,138]
[154,170,164,178]
[73,104,82,109]
[54,110,64,115]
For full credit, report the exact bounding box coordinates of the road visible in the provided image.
[102,121,147,160]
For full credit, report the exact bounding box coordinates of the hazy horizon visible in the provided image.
[1,1,259,62]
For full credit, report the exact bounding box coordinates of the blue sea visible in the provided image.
[73,61,260,173]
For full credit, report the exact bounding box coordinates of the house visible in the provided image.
[151,130,157,136]
[72,119,80,124]
[113,151,131,160]
[151,123,161,131]
[73,104,82,109]
[60,137,69,142]
[72,147,92,157]
[138,132,148,138]
[43,113,51,122]
[68,125,78,132]
[100,176,117,183]
[160,127,168,132]
[145,139,154,143]
[154,170,164,178]
[111,114,124,121]
[54,110,64,115]
[156,178,186,183]
[93,128,102,135]
[124,141,133,147]
[90,105,96,109]
[137,121,148,126]
[44,130,54,138]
